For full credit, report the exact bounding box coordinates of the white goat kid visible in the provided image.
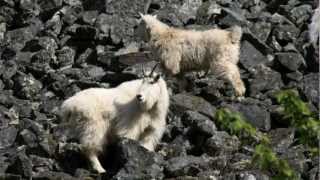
[139,13,245,97]
[59,64,169,173]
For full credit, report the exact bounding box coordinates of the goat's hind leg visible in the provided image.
[80,117,108,173]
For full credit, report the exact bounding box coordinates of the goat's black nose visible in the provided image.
[136,94,143,101]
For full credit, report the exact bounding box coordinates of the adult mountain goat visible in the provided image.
[139,14,245,96]
[59,64,169,173]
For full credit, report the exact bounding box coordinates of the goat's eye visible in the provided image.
[154,74,160,81]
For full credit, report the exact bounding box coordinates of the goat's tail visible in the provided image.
[310,5,320,44]
[230,25,242,43]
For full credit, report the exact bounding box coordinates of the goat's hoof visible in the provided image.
[93,167,106,174]
[236,96,245,102]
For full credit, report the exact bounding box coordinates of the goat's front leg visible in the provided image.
[139,122,166,151]
[161,50,181,76]
[212,61,246,97]
[86,151,106,173]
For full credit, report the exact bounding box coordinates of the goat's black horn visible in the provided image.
[150,62,159,77]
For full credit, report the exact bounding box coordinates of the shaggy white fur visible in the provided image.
[310,4,320,46]
[139,14,245,96]
[60,72,169,173]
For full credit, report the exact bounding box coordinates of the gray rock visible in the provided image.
[29,50,53,76]
[240,41,269,71]
[0,156,10,174]
[288,5,312,27]
[176,0,202,24]
[33,171,77,180]
[286,71,303,82]
[301,73,319,106]
[204,131,240,156]
[307,167,319,180]
[165,154,215,177]
[269,128,294,154]
[249,21,272,43]
[0,0,15,7]
[273,23,300,43]
[81,10,98,25]
[3,27,35,52]
[171,93,216,119]
[103,0,148,45]
[19,129,38,148]
[59,67,84,80]
[95,13,113,34]
[0,6,17,26]
[74,168,92,179]
[248,64,283,98]
[75,25,98,40]
[275,52,305,71]
[163,115,185,142]
[20,118,45,138]
[0,79,3,91]
[222,98,271,131]
[123,61,161,79]
[197,170,219,180]
[229,153,251,171]
[0,173,22,179]
[30,155,56,173]
[223,170,270,180]
[182,110,216,137]
[13,72,43,100]
[0,126,18,149]
[193,74,230,101]
[75,48,95,67]
[38,0,63,14]
[55,46,76,68]
[196,1,222,25]
[61,5,83,25]
[158,140,189,159]
[57,142,87,172]
[85,65,106,81]
[0,22,6,41]
[281,146,308,174]
[113,138,164,180]
[7,151,33,177]
[219,6,248,27]
[1,61,17,89]
[44,9,63,35]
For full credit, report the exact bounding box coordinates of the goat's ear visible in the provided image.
[154,74,161,82]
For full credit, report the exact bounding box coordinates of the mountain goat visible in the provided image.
[138,14,245,96]
[59,64,169,173]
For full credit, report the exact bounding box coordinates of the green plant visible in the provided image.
[252,144,297,180]
[215,108,269,144]
[276,89,320,155]
[214,108,297,180]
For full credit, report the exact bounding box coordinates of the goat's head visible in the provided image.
[136,63,162,111]
[137,13,168,42]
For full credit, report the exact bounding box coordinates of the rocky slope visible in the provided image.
[0,0,319,179]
